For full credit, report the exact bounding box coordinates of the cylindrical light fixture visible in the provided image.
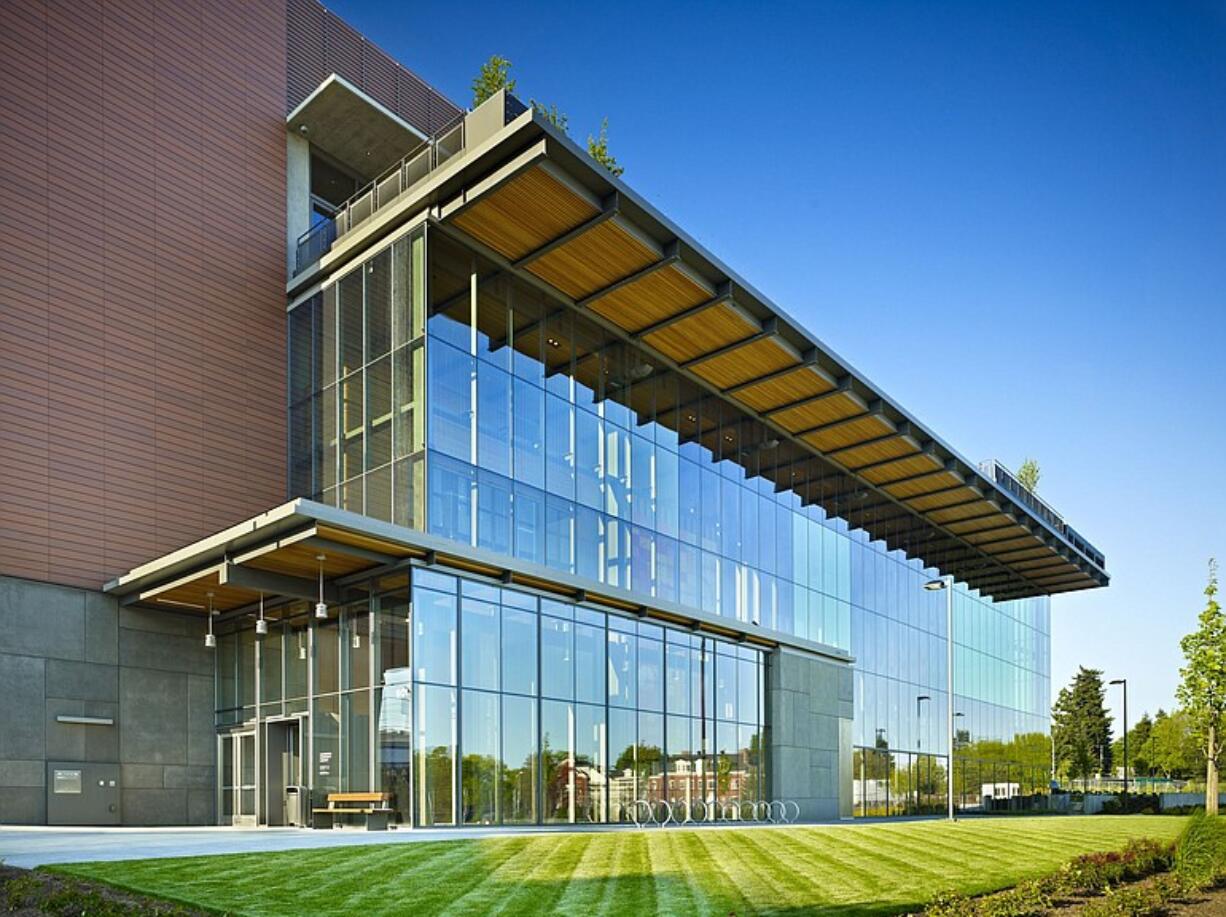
[255,593,268,636]
[204,592,217,649]
[315,554,328,619]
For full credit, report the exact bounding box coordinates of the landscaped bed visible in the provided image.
[0,863,209,916]
[29,815,1188,916]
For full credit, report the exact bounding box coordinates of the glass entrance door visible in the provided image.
[218,731,257,826]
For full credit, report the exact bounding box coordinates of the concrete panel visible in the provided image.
[186,674,215,767]
[83,701,120,763]
[0,787,46,824]
[0,653,46,760]
[163,765,214,789]
[765,647,852,822]
[84,592,119,666]
[0,577,84,661]
[45,659,119,702]
[45,699,87,761]
[122,788,187,826]
[120,606,204,638]
[0,760,45,787]
[119,627,213,677]
[120,668,188,766]
[187,788,215,826]
[121,764,165,789]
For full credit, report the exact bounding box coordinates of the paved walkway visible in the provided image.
[0,823,601,869]
[0,819,858,869]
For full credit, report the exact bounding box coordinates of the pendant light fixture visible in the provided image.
[352,626,362,650]
[315,554,328,619]
[298,629,307,661]
[255,592,268,636]
[204,591,217,649]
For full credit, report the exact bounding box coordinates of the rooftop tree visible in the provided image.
[1177,558,1226,814]
[587,117,623,178]
[472,55,515,107]
[1017,458,1041,493]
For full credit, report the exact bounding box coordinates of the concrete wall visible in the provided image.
[765,647,854,821]
[0,575,215,826]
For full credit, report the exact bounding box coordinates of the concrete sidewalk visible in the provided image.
[0,824,602,869]
[0,819,838,869]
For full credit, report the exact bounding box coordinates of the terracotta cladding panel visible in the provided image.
[0,0,288,590]
[285,0,461,134]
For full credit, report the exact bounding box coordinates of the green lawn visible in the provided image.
[54,816,1186,916]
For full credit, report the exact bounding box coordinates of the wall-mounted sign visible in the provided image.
[53,769,82,795]
[318,750,332,777]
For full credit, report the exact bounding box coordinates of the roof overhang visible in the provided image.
[287,74,426,180]
[104,500,851,663]
[287,104,1109,602]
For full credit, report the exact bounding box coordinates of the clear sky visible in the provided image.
[333,0,1226,732]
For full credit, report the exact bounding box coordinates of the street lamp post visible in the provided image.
[925,575,955,820]
[1110,678,1129,796]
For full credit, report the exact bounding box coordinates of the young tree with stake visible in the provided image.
[1177,559,1226,815]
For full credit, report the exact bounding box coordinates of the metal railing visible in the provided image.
[978,459,1105,569]
[294,93,530,275]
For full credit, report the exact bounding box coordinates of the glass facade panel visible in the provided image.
[279,222,1055,824]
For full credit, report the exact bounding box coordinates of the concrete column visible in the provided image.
[765,647,854,822]
[286,132,312,277]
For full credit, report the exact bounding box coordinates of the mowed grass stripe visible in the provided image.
[551,829,630,915]
[440,834,589,917]
[55,816,1188,917]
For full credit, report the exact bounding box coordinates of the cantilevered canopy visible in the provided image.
[416,113,1107,602]
[103,501,843,658]
[287,74,426,180]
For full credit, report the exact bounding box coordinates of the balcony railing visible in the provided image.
[978,459,1105,569]
[294,92,529,275]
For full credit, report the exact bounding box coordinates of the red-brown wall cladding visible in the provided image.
[0,0,289,589]
[287,0,462,135]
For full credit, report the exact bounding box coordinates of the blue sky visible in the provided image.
[335,0,1226,729]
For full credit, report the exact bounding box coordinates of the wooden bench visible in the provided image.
[312,792,392,831]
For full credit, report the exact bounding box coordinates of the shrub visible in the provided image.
[1079,882,1164,917]
[976,879,1051,917]
[1174,810,1226,889]
[925,889,977,917]
[1058,838,1175,894]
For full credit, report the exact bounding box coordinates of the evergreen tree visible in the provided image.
[1177,559,1226,814]
[1051,666,1113,787]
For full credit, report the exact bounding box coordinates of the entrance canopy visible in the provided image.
[103,499,843,659]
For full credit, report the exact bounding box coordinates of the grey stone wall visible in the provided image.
[0,575,215,825]
[765,647,854,822]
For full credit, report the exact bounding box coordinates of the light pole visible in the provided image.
[925,575,955,820]
[1110,678,1128,796]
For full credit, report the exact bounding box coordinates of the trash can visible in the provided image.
[284,785,304,827]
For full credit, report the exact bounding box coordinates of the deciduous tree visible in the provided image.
[472,55,515,107]
[1017,458,1041,493]
[1177,559,1226,814]
[587,117,623,178]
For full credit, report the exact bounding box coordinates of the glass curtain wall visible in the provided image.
[289,227,426,527]
[287,222,1053,821]
[214,566,764,827]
